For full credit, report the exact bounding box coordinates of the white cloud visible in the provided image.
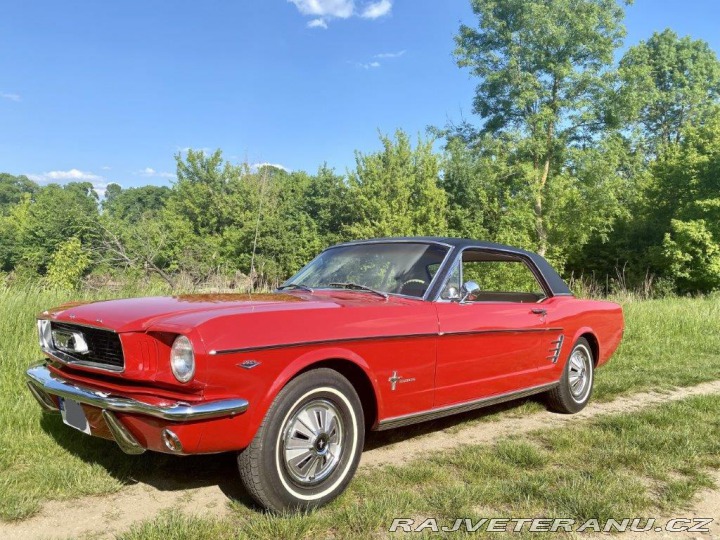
[1,92,21,102]
[360,0,392,19]
[138,167,176,179]
[307,18,328,29]
[288,0,392,27]
[101,165,112,170]
[91,182,113,198]
[375,50,405,59]
[251,162,290,172]
[27,169,109,197]
[352,49,404,71]
[28,169,103,183]
[289,0,354,19]
[351,59,381,70]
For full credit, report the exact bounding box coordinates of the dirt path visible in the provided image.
[4,380,720,540]
[587,471,720,540]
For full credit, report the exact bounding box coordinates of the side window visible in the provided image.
[441,250,547,303]
[439,262,461,300]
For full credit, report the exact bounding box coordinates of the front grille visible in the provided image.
[50,322,125,370]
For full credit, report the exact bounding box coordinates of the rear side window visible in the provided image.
[463,259,544,295]
[440,249,547,302]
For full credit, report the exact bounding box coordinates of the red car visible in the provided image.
[26,237,623,511]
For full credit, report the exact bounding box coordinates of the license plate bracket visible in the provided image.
[59,398,91,435]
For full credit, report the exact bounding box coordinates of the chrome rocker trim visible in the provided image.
[376,382,558,431]
[25,363,249,422]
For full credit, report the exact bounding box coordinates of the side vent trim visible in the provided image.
[547,334,564,364]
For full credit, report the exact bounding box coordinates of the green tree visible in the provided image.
[619,29,720,153]
[46,237,91,289]
[304,164,349,246]
[103,184,171,221]
[441,135,535,248]
[8,182,99,275]
[652,114,720,292]
[346,131,447,239]
[663,219,720,293]
[0,173,37,214]
[454,0,628,256]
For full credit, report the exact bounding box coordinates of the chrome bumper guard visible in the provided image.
[25,363,249,455]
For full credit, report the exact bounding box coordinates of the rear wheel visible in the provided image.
[237,368,364,512]
[546,337,594,414]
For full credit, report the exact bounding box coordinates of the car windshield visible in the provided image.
[282,242,450,298]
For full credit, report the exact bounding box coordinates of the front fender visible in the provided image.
[239,347,383,447]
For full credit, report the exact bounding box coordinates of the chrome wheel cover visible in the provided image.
[568,346,592,402]
[281,398,343,486]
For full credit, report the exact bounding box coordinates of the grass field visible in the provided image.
[119,394,720,539]
[1,285,719,527]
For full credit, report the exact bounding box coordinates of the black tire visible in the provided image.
[237,368,364,512]
[546,337,594,414]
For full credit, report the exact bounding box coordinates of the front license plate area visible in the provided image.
[59,398,91,435]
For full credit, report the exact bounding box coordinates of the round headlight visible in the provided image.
[170,335,195,383]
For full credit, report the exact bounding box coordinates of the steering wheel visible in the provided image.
[399,278,427,295]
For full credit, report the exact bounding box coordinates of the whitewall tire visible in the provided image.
[546,337,595,414]
[237,368,364,512]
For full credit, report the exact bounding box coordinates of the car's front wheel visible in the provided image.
[237,368,364,512]
[546,337,594,413]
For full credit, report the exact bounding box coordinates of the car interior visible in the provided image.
[440,250,547,303]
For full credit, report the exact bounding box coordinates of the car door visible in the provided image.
[433,249,556,407]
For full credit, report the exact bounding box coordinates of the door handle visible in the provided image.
[531,308,547,316]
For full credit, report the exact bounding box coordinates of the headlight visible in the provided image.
[37,320,52,350]
[170,335,195,383]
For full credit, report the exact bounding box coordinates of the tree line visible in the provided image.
[1,0,719,295]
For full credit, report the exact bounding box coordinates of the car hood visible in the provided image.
[44,292,403,333]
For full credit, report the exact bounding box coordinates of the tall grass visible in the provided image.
[0,284,718,521]
[594,295,720,399]
[0,284,171,520]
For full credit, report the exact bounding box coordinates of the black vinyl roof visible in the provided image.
[335,236,573,297]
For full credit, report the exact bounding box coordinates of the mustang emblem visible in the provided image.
[388,371,416,391]
[51,329,89,355]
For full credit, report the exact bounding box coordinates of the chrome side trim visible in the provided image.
[213,327,563,355]
[102,410,146,455]
[25,364,249,421]
[375,382,558,431]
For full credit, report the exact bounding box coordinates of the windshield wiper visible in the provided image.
[328,282,388,299]
[277,283,314,293]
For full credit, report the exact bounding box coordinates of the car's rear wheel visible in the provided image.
[546,337,594,414]
[237,368,364,512]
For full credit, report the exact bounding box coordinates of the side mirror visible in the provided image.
[460,281,480,303]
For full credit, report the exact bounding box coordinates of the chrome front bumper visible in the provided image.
[25,363,249,454]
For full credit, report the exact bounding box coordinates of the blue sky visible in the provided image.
[1,0,719,195]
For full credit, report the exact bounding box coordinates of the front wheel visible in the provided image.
[546,337,594,414]
[237,368,364,512]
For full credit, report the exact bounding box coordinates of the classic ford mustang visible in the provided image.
[26,237,623,511]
